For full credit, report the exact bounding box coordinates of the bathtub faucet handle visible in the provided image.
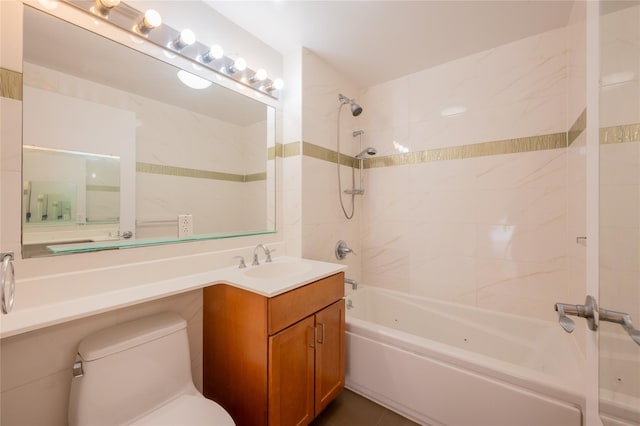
[335,240,355,260]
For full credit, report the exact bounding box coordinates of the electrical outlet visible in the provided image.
[178,214,193,239]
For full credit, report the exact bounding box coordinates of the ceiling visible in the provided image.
[206,0,578,88]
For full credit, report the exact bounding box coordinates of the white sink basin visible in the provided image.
[243,261,313,279]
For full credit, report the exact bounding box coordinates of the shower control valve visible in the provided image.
[335,240,355,260]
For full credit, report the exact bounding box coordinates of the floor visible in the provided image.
[311,389,420,426]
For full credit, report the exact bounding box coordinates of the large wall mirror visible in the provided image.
[21,6,277,258]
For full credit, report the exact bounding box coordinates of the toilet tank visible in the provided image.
[69,312,198,426]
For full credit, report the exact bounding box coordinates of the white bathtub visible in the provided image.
[599,331,640,426]
[344,287,586,426]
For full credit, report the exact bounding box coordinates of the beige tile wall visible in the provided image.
[297,22,589,323]
[300,49,363,288]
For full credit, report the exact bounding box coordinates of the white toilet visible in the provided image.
[68,312,235,425]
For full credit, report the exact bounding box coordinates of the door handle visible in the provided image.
[554,295,640,346]
[555,295,598,332]
[599,308,640,346]
[317,323,325,345]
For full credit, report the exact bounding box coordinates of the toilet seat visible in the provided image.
[131,394,235,425]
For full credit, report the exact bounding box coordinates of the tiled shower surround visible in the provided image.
[299,14,588,324]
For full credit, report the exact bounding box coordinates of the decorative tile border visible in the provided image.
[568,109,587,146]
[245,172,267,182]
[365,133,567,168]
[86,185,120,192]
[0,68,23,101]
[284,142,301,157]
[296,132,567,169]
[268,146,277,160]
[136,162,267,183]
[302,142,357,167]
[295,112,639,168]
[600,123,640,144]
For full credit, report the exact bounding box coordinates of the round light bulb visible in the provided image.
[143,9,161,28]
[209,44,224,60]
[37,0,58,10]
[99,0,120,8]
[254,68,268,81]
[180,29,195,46]
[234,57,247,72]
[273,78,284,90]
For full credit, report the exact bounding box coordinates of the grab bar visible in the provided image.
[1,252,15,314]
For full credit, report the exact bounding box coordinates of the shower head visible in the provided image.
[339,93,363,117]
[355,147,377,159]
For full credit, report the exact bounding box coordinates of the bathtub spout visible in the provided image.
[345,278,358,290]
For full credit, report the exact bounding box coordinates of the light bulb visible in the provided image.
[209,44,224,60]
[92,0,119,15]
[172,29,195,50]
[253,68,268,82]
[136,9,161,35]
[273,78,284,90]
[37,0,58,9]
[201,44,224,63]
[234,57,247,72]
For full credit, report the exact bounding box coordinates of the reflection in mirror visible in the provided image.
[21,6,276,258]
[598,3,640,425]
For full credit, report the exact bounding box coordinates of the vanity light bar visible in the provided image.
[62,0,283,99]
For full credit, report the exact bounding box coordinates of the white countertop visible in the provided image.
[0,256,347,339]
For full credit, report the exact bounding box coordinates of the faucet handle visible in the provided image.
[233,256,246,269]
[555,303,576,333]
[265,248,275,263]
[335,240,355,260]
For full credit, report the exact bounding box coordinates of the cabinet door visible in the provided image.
[268,316,315,426]
[315,299,345,414]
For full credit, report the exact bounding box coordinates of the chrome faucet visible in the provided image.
[335,240,355,260]
[345,278,358,290]
[252,244,273,265]
[232,256,246,269]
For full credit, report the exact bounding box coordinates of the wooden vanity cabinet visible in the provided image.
[203,272,345,426]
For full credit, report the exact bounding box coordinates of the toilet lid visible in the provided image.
[131,395,235,426]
